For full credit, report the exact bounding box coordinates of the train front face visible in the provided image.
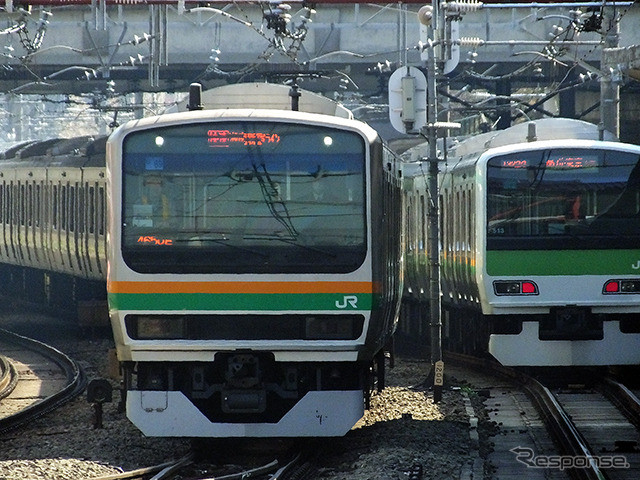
[480,140,640,366]
[106,111,394,437]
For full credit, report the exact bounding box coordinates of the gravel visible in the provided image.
[0,313,477,479]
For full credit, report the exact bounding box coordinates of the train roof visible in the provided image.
[111,107,379,146]
[448,118,617,158]
[399,118,623,174]
[167,82,354,119]
[0,135,107,167]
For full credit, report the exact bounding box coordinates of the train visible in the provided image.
[0,135,108,318]
[401,118,640,366]
[104,86,404,437]
[0,84,403,437]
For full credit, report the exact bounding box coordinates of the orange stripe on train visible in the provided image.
[108,281,377,295]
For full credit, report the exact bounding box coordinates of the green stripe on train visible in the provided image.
[486,250,640,276]
[108,293,374,311]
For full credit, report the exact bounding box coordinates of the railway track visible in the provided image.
[0,327,86,434]
[447,353,640,480]
[88,447,311,480]
[547,379,640,480]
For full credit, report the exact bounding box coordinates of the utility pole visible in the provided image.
[600,9,620,138]
[418,2,444,404]
[390,1,467,403]
[419,1,463,404]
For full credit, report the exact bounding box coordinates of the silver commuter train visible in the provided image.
[0,136,107,314]
[105,98,403,436]
[402,118,640,366]
[0,84,403,437]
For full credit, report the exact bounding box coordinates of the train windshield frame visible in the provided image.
[486,147,640,250]
[120,121,368,274]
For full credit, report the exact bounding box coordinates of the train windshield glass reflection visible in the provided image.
[120,121,367,274]
[486,148,640,248]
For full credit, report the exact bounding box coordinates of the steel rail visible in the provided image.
[0,328,87,435]
[0,354,18,400]
[90,454,193,480]
[445,352,606,480]
[601,377,640,430]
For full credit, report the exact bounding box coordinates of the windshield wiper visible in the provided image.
[245,234,337,258]
[183,236,269,258]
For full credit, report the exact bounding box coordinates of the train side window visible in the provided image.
[35,183,41,228]
[52,185,58,229]
[0,183,4,224]
[78,184,85,234]
[98,186,105,236]
[69,185,77,233]
[420,194,426,251]
[468,189,472,252]
[439,193,445,253]
[462,190,468,253]
[441,190,449,256]
[19,184,25,226]
[61,186,66,231]
[27,183,33,227]
[455,190,461,252]
[8,182,14,226]
[407,196,414,251]
[88,185,95,234]
[43,183,48,228]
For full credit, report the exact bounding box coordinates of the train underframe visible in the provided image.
[120,351,385,437]
[400,299,640,366]
[0,264,107,326]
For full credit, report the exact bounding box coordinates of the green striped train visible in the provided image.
[106,95,404,437]
[401,118,640,366]
[0,84,403,438]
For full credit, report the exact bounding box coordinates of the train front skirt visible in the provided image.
[127,389,365,437]
[489,321,640,366]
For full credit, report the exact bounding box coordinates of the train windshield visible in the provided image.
[120,121,367,273]
[486,147,640,249]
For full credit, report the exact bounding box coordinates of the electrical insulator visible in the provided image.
[417,5,433,26]
[443,0,483,15]
[459,37,483,47]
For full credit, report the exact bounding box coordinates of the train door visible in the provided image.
[79,168,106,280]
[66,169,84,276]
[48,170,70,275]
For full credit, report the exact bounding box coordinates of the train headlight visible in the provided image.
[304,315,364,340]
[133,316,186,339]
[603,279,640,294]
[493,280,539,296]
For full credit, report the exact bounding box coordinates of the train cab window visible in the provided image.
[120,121,367,274]
[486,148,640,249]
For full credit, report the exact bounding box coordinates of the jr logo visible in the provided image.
[632,260,640,270]
[336,295,358,309]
